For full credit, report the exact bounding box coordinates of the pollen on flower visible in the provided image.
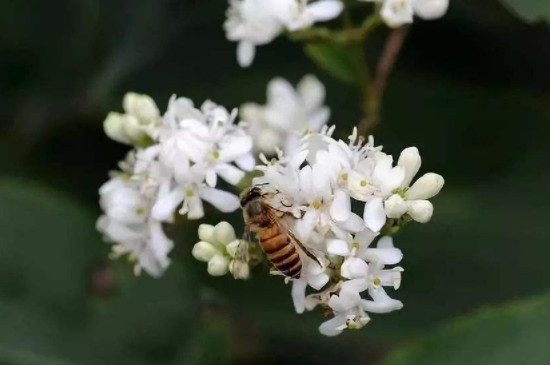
[186,187,194,197]
[373,277,381,286]
[312,199,323,210]
[212,149,220,160]
[341,173,349,181]
[360,179,369,187]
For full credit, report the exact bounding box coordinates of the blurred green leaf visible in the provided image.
[500,0,550,23]
[304,43,361,84]
[0,178,101,318]
[380,292,550,365]
[0,179,233,365]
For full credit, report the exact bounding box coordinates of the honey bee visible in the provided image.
[241,186,319,279]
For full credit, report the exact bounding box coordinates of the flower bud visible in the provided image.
[413,0,449,20]
[406,173,444,200]
[407,200,434,223]
[198,224,215,242]
[104,112,133,145]
[397,147,421,187]
[207,254,229,276]
[214,221,236,245]
[384,194,408,219]
[123,92,160,122]
[192,241,219,262]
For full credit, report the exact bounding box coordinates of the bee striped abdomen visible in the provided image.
[260,231,302,278]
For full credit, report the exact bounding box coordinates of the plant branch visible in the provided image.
[357,25,410,136]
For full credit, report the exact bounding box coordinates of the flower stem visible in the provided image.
[357,25,410,136]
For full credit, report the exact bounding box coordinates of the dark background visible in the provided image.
[1,0,549,364]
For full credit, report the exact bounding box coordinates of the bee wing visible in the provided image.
[286,226,323,268]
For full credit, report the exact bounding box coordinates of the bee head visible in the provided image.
[240,186,263,207]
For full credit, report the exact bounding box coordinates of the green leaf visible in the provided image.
[500,0,550,23]
[0,178,101,319]
[304,43,361,84]
[0,179,233,365]
[380,292,550,365]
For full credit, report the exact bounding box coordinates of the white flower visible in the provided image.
[383,147,444,223]
[192,222,251,279]
[104,92,161,146]
[241,75,330,155]
[151,96,254,221]
[362,147,444,230]
[97,174,173,278]
[380,0,414,28]
[224,0,343,67]
[360,0,448,28]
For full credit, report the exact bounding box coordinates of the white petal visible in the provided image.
[361,288,403,313]
[307,272,329,290]
[307,0,344,22]
[363,198,386,232]
[341,278,369,293]
[406,173,445,200]
[198,224,215,242]
[291,279,308,314]
[151,189,185,222]
[397,147,421,187]
[199,187,240,213]
[237,41,255,68]
[377,236,394,249]
[235,153,255,171]
[341,257,369,279]
[205,169,217,187]
[363,247,403,265]
[330,190,351,222]
[326,238,350,256]
[297,74,325,111]
[214,221,237,245]
[192,241,219,262]
[294,209,317,240]
[377,267,404,289]
[384,166,406,193]
[207,254,229,276]
[380,0,414,28]
[355,228,378,248]
[413,0,449,20]
[384,194,408,219]
[186,194,205,220]
[339,212,366,233]
[216,163,245,186]
[328,290,361,312]
[103,112,133,145]
[319,314,347,337]
[219,136,253,162]
[406,199,433,223]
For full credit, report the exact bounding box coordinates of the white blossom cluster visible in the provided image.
[224,0,344,67]
[362,0,449,28]
[98,92,254,277]
[241,74,330,155]
[193,127,443,336]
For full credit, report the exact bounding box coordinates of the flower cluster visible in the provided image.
[193,127,443,335]
[224,0,344,67]
[97,92,253,277]
[362,0,449,28]
[241,75,330,155]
